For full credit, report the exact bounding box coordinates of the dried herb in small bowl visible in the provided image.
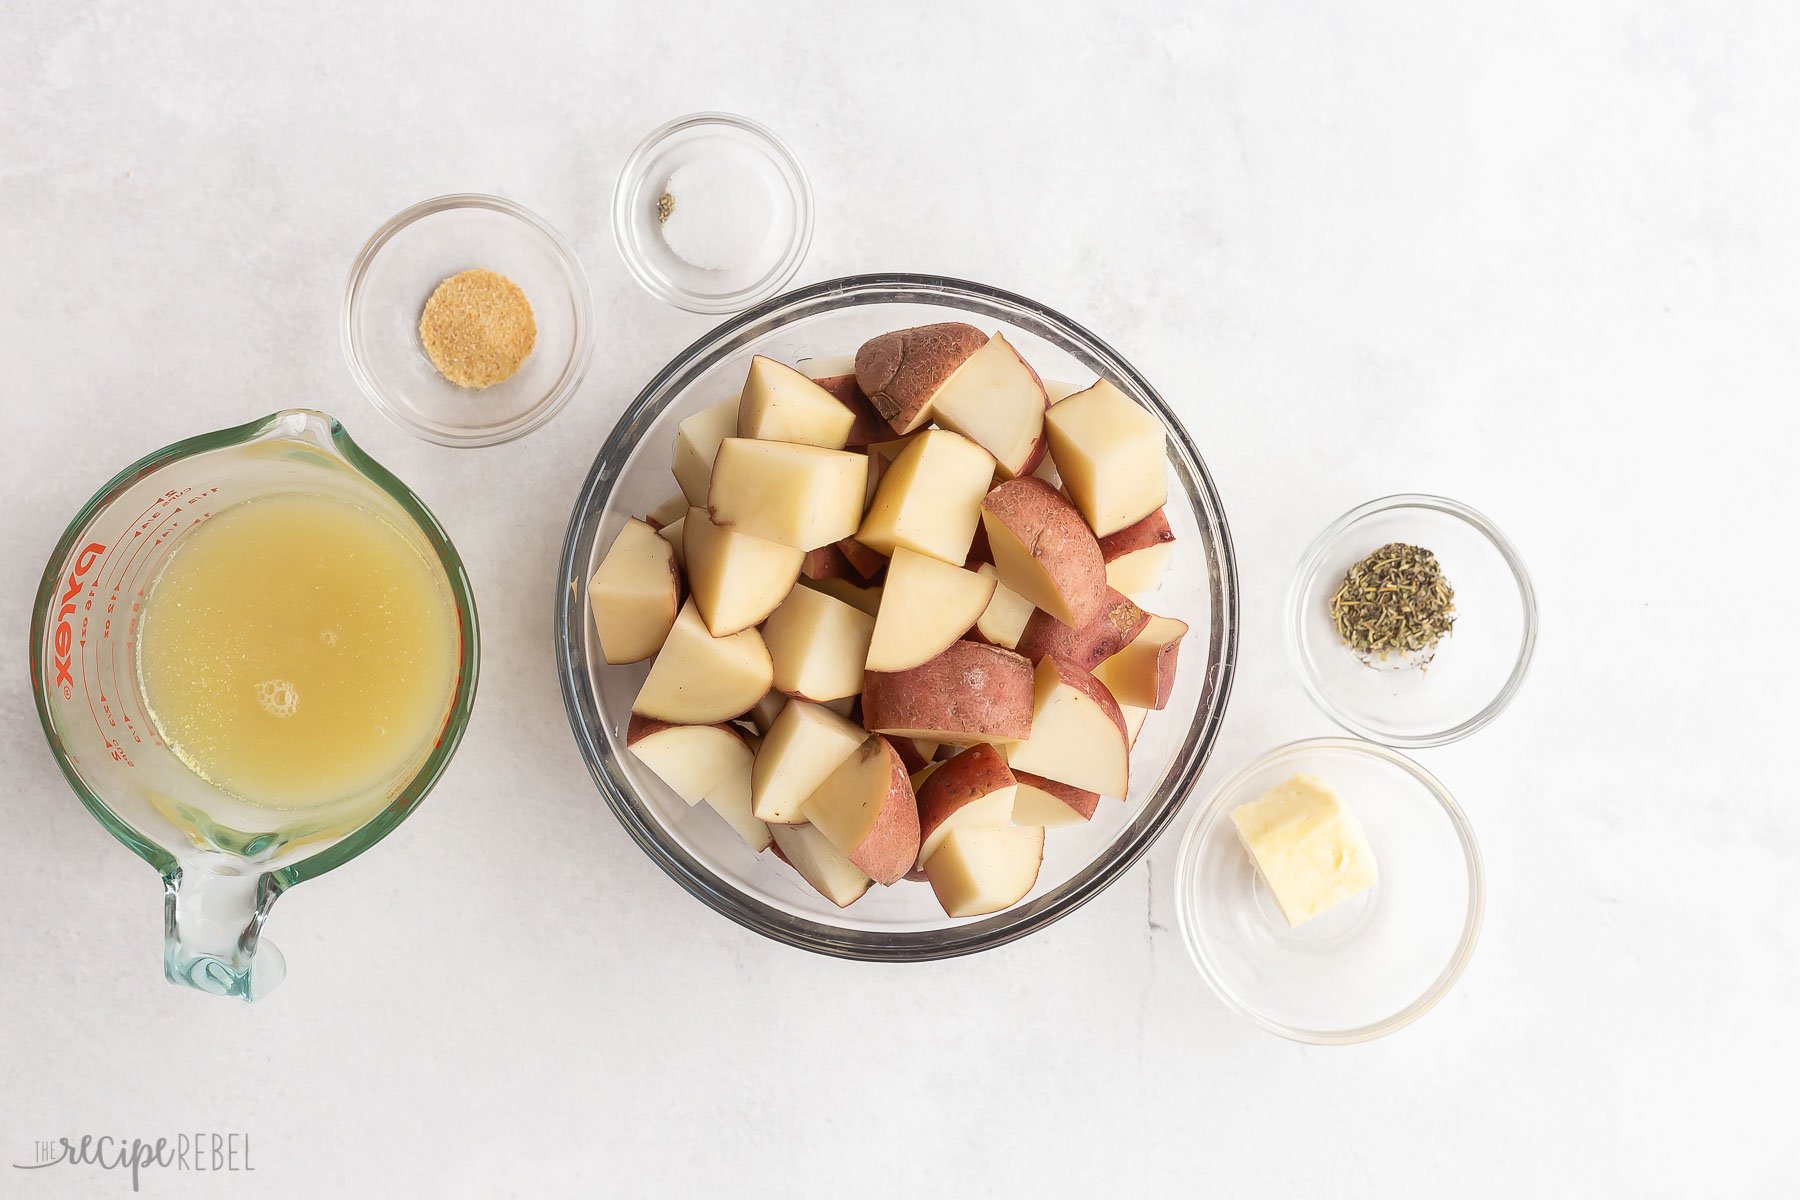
[1330,542,1456,665]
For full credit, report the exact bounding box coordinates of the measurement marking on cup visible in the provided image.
[107,491,180,591]
[107,503,202,738]
[123,502,217,610]
[121,609,143,744]
[66,487,219,760]
[80,640,120,764]
[103,604,125,737]
[108,491,190,591]
[99,615,122,732]
[112,504,184,600]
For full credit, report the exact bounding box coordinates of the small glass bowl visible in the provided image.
[1175,738,1484,1044]
[612,113,814,314]
[342,194,595,448]
[1287,494,1537,747]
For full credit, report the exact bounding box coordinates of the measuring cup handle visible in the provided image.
[161,867,288,1001]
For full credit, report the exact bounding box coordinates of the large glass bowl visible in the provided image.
[554,274,1238,959]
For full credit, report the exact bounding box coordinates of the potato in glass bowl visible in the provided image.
[555,274,1237,959]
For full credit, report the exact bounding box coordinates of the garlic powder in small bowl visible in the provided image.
[343,194,594,448]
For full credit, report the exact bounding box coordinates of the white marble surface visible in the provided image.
[2,2,1794,1195]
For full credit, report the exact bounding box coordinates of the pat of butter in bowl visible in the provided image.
[1230,774,1377,927]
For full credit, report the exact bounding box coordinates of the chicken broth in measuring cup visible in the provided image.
[137,492,460,813]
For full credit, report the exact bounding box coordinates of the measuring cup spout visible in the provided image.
[162,866,288,1001]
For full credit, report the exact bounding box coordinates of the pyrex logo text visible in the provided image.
[52,542,106,696]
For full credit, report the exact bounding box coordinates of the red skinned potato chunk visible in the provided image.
[1093,614,1188,710]
[804,735,921,885]
[861,640,1035,747]
[980,477,1108,627]
[770,823,872,907]
[810,373,893,449]
[892,736,937,774]
[854,322,988,435]
[836,537,887,583]
[801,543,856,582]
[1011,770,1101,827]
[926,332,1050,479]
[925,824,1044,917]
[1014,587,1149,669]
[1098,508,1176,596]
[915,743,1017,868]
[1004,654,1130,798]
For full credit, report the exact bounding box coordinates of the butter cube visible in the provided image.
[1230,774,1377,927]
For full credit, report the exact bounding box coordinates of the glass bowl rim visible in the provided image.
[609,111,816,315]
[1285,492,1539,748]
[1173,736,1485,1045]
[553,272,1239,960]
[340,192,596,448]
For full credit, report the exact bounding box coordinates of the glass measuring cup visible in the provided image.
[29,410,479,1000]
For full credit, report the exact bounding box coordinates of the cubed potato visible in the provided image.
[708,438,867,551]
[926,331,1048,479]
[1099,508,1176,596]
[915,743,1017,868]
[854,322,988,434]
[972,563,1035,651]
[682,507,803,636]
[771,822,872,907]
[805,735,921,885]
[625,715,753,808]
[633,599,773,724]
[1014,587,1149,670]
[865,548,996,672]
[1093,614,1188,710]
[751,698,867,824]
[892,736,940,774]
[861,640,1035,747]
[587,518,681,664]
[1120,703,1149,747]
[626,717,771,853]
[697,766,774,852]
[672,396,740,507]
[1004,655,1129,798]
[761,584,876,703]
[1045,379,1168,537]
[803,360,891,449]
[980,477,1108,627]
[856,429,995,563]
[924,824,1045,918]
[737,355,857,448]
[1010,771,1099,828]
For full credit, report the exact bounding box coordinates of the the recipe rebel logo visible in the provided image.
[12,1131,255,1192]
